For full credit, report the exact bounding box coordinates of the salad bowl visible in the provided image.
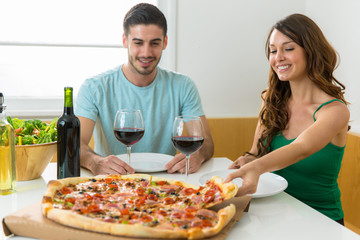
[15,141,57,181]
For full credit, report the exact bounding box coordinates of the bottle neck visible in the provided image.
[63,106,74,115]
[63,87,74,115]
[0,106,7,122]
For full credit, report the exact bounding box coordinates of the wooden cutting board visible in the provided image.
[3,196,251,240]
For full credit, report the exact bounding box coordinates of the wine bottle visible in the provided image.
[0,93,16,195]
[57,87,80,179]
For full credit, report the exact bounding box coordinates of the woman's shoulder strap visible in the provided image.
[313,99,345,121]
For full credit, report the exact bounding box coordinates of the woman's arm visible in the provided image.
[226,101,350,196]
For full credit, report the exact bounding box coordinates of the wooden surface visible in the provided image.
[207,117,258,161]
[338,131,360,234]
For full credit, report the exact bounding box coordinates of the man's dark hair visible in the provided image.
[123,3,167,37]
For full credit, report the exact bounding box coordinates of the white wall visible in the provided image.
[305,0,360,132]
[176,0,360,133]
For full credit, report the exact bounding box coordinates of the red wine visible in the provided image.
[114,128,144,146]
[171,136,204,155]
[57,87,80,179]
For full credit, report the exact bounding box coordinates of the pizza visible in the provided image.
[41,174,238,239]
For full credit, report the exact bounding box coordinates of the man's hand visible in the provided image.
[165,153,204,174]
[90,155,135,175]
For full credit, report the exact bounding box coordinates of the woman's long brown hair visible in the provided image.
[255,14,348,157]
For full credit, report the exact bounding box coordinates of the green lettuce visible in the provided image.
[7,117,58,145]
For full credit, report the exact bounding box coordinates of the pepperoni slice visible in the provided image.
[156,180,167,186]
[147,193,158,201]
[135,196,146,206]
[108,183,118,189]
[163,197,175,205]
[184,212,195,219]
[204,195,215,203]
[204,189,216,203]
[171,212,182,219]
[201,219,213,227]
[205,189,216,197]
[120,208,130,215]
[104,178,113,184]
[65,197,75,204]
[185,206,197,212]
[83,193,93,200]
[140,215,153,223]
[130,214,139,219]
[60,186,72,194]
[136,187,146,196]
[87,204,101,213]
[157,209,168,216]
[183,188,198,195]
[93,193,104,199]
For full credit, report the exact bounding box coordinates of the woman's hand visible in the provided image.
[225,161,261,197]
[229,154,256,169]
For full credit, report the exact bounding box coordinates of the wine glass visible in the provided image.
[171,115,204,176]
[113,109,145,167]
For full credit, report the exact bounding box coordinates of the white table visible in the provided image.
[1,158,359,240]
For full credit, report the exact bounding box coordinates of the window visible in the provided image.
[0,0,176,120]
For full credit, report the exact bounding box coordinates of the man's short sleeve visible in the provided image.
[75,80,99,122]
[180,77,205,117]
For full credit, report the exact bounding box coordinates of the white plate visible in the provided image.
[116,153,173,173]
[199,170,288,198]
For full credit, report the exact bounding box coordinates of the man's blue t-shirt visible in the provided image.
[75,65,204,157]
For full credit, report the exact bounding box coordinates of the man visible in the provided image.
[75,3,214,175]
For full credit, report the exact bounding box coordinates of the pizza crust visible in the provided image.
[42,174,239,239]
[44,204,236,239]
[188,204,236,239]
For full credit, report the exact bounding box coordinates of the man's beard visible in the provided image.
[128,55,161,76]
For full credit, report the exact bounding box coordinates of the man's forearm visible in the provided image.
[80,143,101,173]
[196,135,214,163]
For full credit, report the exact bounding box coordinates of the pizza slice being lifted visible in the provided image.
[42,174,238,239]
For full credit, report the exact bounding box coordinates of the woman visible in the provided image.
[225,14,349,224]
